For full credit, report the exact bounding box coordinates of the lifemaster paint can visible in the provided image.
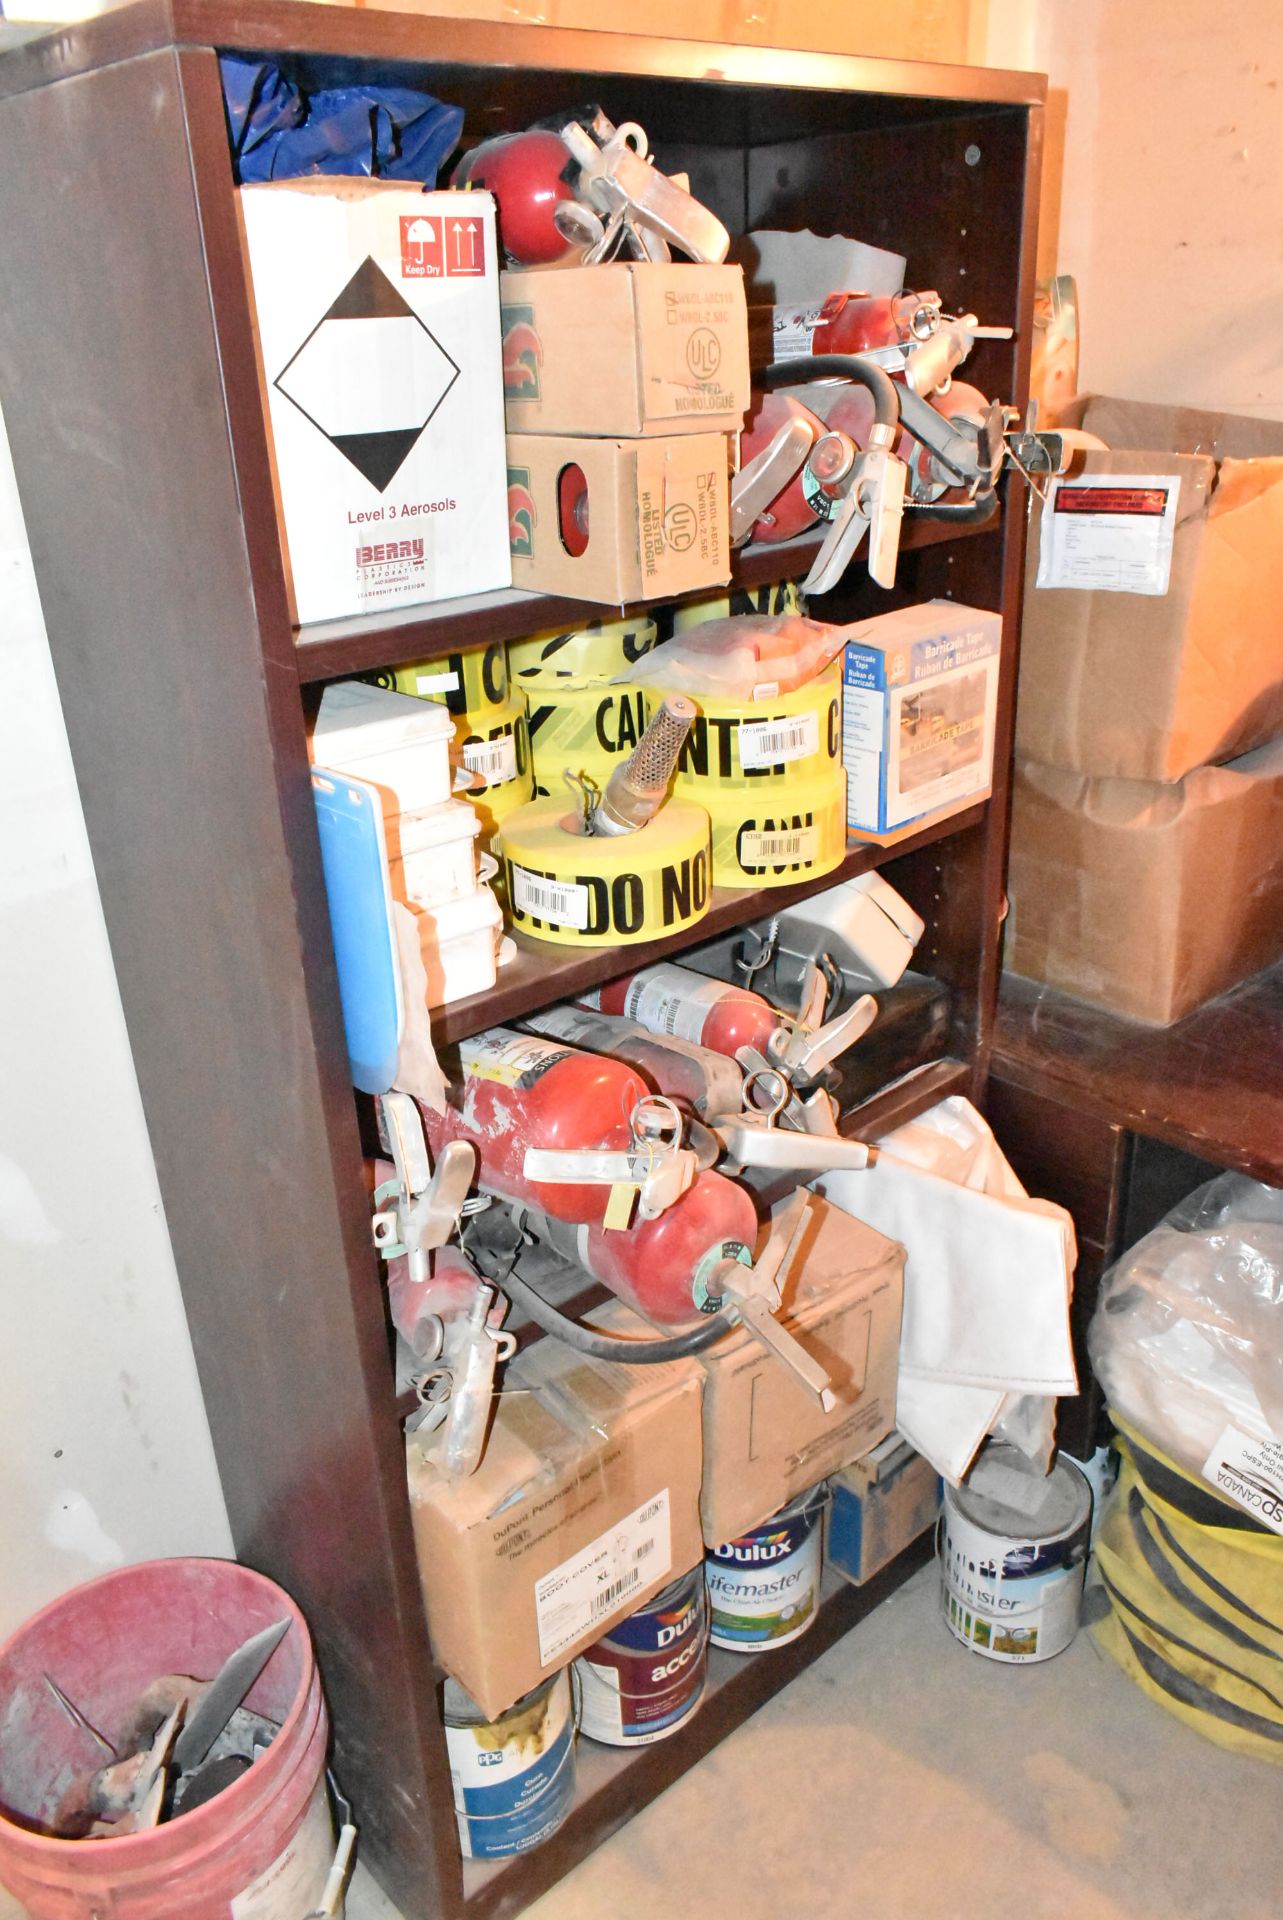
[575,1567,708,1746]
[706,1486,827,1651]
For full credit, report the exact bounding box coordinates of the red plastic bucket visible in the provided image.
[0,1558,333,1919]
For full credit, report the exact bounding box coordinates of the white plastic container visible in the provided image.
[392,799,481,909]
[418,887,502,1008]
[312,681,455,814]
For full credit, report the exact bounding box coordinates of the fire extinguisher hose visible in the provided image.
[757,353,901,432]
[498,1260,738,1363]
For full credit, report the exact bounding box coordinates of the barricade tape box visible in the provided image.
[842,602,1001,836]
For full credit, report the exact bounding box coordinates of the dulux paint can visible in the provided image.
[940,1446,1092,1664]
[574,1567,709,1746]
[443,1672,576,1860]
[706,1485,827,1652]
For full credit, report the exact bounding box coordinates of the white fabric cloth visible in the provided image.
[816,1097,1078,1483]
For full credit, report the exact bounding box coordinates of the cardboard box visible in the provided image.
[501,262,750,436]
[1018,395,1283,783]
[239,180,511,626]
[686,1194,903,1545]
[406,1334,703,1717]
[827,1437,942,1586]
[842,602,1001,836]
[1007,736,1283,1025]
[506,431,730,603]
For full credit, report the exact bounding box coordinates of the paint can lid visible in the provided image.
[952,1445,1090,1541]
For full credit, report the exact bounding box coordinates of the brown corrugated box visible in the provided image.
[501,262,750,437]
[1018,395,1283,783]
[406,1335,703,1717]
[690,1195,903,1545]
[1007,735,1283,1026]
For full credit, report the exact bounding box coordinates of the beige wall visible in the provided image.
[994,0,1283,423]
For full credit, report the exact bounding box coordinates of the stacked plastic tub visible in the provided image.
[311,680,502,1008]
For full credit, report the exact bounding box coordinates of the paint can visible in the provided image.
[940,1446,1091,1663]
[706,1485,827,1652]
[574,1568,709,1746]
[443,1672,576,1860]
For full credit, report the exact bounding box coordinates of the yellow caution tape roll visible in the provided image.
[455,696,535,851]
[510,616,658,688]
[381,641,513,720]
[499,797,712,947]
[703,772,848,887]
[670,579,804,635]
[646,661,842,795]
[525,681,651,800]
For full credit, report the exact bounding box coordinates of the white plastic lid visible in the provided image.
[313,681,455,761]
[417,885,503,939]
[394,798,482,854]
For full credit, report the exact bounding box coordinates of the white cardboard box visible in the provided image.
[842,601,1001,836]
[239,180,511,625]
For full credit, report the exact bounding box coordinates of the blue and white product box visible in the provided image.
[826,1437,943,1587]
[841,602,1002,835]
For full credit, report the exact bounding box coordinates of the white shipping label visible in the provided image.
[535,1492,672,1665]
[741,825,818,866]
[1201,1424,1283,1535]
[511,866,590,930]
[738,711,819,770]
[230,1780,334,1919]
[624,964,727,1043]
[462,734,518,784]
[1036,474,1180,595]
[415,670,461,695]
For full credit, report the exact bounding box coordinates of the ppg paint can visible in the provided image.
[574,1568,709,1747]
[940,1446,1091,1664]
[706,1486,827,1651]
[443,1673,576,1859]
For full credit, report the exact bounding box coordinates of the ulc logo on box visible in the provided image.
[507,467,536,557]
[400,213,487,279]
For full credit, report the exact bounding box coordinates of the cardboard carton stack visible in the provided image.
[500,262,749,603]
[1007,395,1283,1025]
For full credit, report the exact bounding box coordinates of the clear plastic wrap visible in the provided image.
[633,613,848,700]
[1088,1172,1283,1477]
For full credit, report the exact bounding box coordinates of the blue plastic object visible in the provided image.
[221,56,464,185]
[312,769,403,1094]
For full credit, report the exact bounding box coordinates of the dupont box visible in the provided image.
[501,262,751,436]
[238,180,511,626]
[827,1437,942,1587]
[1007,736,1283,1026]
[842,602,1001,837]
[506,431,730,603]
[1019,395,1283,783]
[668,1194,902,1546]
[406,1333,703,1718]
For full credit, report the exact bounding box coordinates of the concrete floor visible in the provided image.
[349,1561,1278,1920]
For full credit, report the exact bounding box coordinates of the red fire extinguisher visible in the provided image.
[590,965,780,1062]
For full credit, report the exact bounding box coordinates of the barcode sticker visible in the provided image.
[415,670,461,695]
[534,1491,672,1664]
[462,734,518,785]
[738,711,819,770]
[741,825,817,867]
[512,866,590,930]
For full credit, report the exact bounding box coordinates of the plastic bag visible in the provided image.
[633,613,848,701]
[1088,1172,1283,1478]
[221,56,464,185]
